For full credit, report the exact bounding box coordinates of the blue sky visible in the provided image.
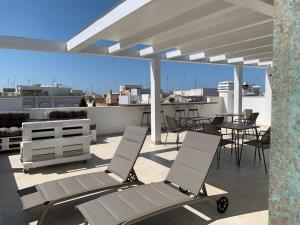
[0,0,266,94]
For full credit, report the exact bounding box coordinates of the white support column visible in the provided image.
[150,58,161,144]
[265,66,272,126]
[234,65,243,114]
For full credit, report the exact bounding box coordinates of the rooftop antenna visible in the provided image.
[194,75,197,89]
[7,78,10,88]
[11,74,16,88]
[52,77,56,85]
[166,74,169,93]
[27,77,31,85]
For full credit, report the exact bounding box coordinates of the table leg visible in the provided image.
[239,130,245,166]
[232,130,237,164]
[237,130,241,167]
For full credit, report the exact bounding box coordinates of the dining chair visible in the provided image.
[165,116,184,150]
[202,123,236,169]
[241,127,270,173]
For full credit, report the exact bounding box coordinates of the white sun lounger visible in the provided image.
[77,132,229,225]
[18,126,148,225]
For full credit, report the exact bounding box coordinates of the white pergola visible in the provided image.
[0,0,274,143]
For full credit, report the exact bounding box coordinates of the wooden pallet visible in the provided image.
[21,119,91,172]
[0,136,22,151]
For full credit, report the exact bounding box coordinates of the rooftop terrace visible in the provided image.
[0,131,269,225]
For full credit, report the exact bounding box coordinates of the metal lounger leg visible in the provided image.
[37,202,53,225]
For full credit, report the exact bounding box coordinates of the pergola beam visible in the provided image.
[0,35,271,68]
[180,21,273,54]
[0,36,66,52]
[108,0,234,54]
[205,36,272,56]
[224,0,274,16]
[141,11,271,56]
[244,52,272,60]
[67,0,152,52]
[226,45,273,58]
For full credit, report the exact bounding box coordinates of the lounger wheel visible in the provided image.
[179,187,188,194]
[216,196,229,214]
[23,169,29,174]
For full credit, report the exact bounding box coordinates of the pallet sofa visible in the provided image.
[46,110,97,143]
[21,119,92,173]
[0,112,30,152]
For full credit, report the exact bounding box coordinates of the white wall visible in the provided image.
[218,90,234,114]
[0,98,23,111]
[26,98,223,136]
[242,96,268,126]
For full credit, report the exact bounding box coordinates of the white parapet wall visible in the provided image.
[242,96,270,126]
[0,97,23,111]
[26,97,224,136]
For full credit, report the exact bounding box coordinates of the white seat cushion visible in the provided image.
[77,182,191,225]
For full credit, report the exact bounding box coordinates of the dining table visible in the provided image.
[180,116,212,131]
[216,122,259,166]
[216,113,244,122]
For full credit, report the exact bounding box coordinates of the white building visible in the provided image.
[242,82,261,96]
[16,84,72,96]
[2,88,17,96]
[173,88,218,101]
[119,84,144,105]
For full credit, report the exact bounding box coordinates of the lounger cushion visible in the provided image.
[48,110,88,120]
[107,126,148,180]
[9,127,23,137]
[0,112,30,128]
[166,132,220,194]
[37,172,121,202]
[0,128,10,137]
[90,124,97,130]
[0,127,22,137]
[77,182,191,225]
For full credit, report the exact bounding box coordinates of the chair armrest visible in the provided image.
[258,130,267,136]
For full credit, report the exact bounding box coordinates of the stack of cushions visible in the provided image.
[0,112,30,138]
[48,110,96,131]
[48,110,87,120]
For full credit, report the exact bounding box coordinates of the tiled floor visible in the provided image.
[0,131,269,225]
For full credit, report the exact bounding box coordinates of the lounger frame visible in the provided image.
[18,126,148,225]
[20,170,143,225]
[79,132,229,225]
[35,170,143,225]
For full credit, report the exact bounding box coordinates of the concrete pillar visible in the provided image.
[270,1,300,224]
[265,67,272,126]
[150,58,161,144]
[234,65,243,114]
